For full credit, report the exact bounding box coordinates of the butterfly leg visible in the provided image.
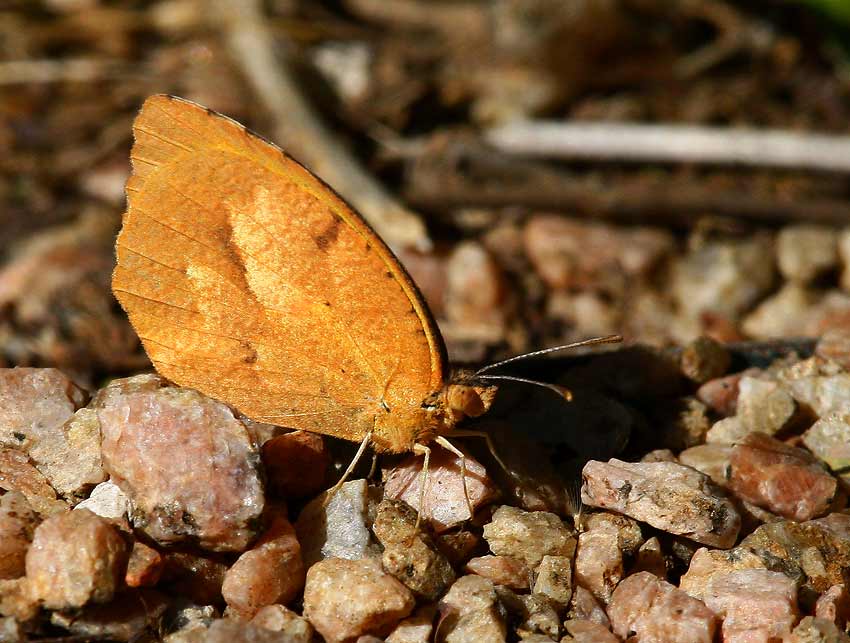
[412,442,430,534]
[322,430,372,507]
[448,430,510,477]
[434,436,473,522]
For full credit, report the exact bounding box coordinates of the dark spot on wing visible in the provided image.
[385,271,393,279]
[241,341,258,364]
[313,215,343,252]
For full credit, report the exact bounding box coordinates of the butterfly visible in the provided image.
[112,95,619,517]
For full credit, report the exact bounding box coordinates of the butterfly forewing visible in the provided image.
[113,95,447,451]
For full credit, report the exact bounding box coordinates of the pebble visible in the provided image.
[295,478,379,567]
[384,445,499,532]
[816,329,850,371]
[0,368,86,453]
[465,555,530,591]
[728,432,837,521]
[696,370,756,417]
[641,449,677,462]
[74,479,131,526]
[781,371,850,419]
[161,552,228,605]
[704,416,748,445]
[222,514,305,617]
[0,447,67,516]
[815,585,850,630]
[679,546,768,599]
[561,618,619,643]
[804,416,850,489]
[0,492,37,580]
[632,536,668,579]
[671,236,775,322]
[49,588,169,641]
[789,616,850,643]
[608,571,716,643]
[303,557,415,642]
[568,585,610,627]
[26,508,129,609]
[678,444,733,487]
[435,529,481,567]
[33,406,106,503]
[482,505,575,569]
[166,618,295,642]
[777,224,838,283]
[656,396,711,450]
[96,375,264,552]
[372,499,456,600]
[0,577,38,622]
[261,430,330,499]
[444,241,508,335]
[680,336,731,384]
[437,575,507,643]
[499,589,560,640]
[573,513,634,603]
[700,568,798,642]
[250,604,314,642]
[532,555,573,610]
[736,375,798,436]
[385,606,435,643]
[125,540,164,588]
[581,459,741,548]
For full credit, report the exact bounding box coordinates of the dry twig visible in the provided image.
[212,0,431,251]
[487,121,850,174]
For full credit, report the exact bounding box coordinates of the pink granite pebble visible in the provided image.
[96,375,264,552]
[608,571,716,643]
[728,432,837,521]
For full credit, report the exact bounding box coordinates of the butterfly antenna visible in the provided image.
[475,374,574,401]
[474,335,622,376]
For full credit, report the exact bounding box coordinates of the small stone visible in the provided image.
[465,555,530,591]
[74,479,131,526]
[356,636,385,643]
[632,536,668,579]
[782,371,850,419]
[742,283,816,339]
[777,224,838,283]
[0,616,24,642]
[607,571,716,643]
[0,368,86,453]
[696,370,756,417]
[728,432,837,521]
[736,376,797,436]
[385,605,435,643]
[384,445,499,532]
[303,557,415,642]
[680,336,731,384]
[816,329,850,371]
[533,555,573,611]
[815,585,850,630]
[568,585,610,627]
[295,478,379,567]
[584,511,645,555]
[161,552,228,605]
[96,376,264,552]
[789,616,850,643]
[165,603,218,639]
[580,459,741,548]
[573,512,637,604]
[700,569,798,642]
[250,604,314,642]
[438,575,507,643]
[678,444,733,487]
[482,505,575,570]
[167,618,296,643]
[372,500,456,601]
[0,578,38,622]
[435,529,481,567]
[641,449,677,463]
[0,447,66,515]
[0,492,37,580]
[657,397,711,451]
[125,540,164,588]
[671,235,775,322]
[804,416,850,490]
[498,589,560,640]
[33,406,106,503]
[679,546,768,599]
[26,508,129,609]
[561,619,619,643]
[222,514,304,617]
[262,430,330,498]
[444,241,508,338]
[49,589,169,641]
[705,416,747,444]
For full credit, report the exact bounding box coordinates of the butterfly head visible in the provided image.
[437,370,499,429]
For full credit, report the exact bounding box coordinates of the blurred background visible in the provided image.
[3,0,850,386]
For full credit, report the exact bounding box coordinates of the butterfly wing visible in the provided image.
[113,95,447,452]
